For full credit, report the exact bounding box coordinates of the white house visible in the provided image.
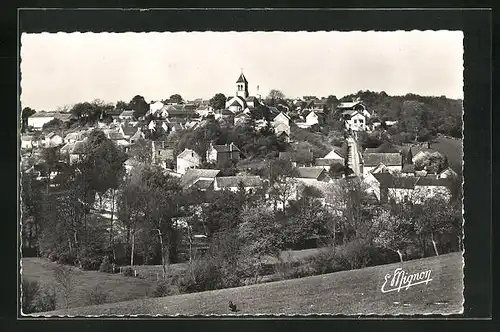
[119,110,135,121]
[44,132,63,147]
[338,100,371,131]
[21,135,34,149]
[315,148,345,171]
[438,167,458,179]
[176,149,201,175]
[60,140,87,165]
[27,112,71,130]
[371,173,452,204]
[305,111,320,126]
[149,101,165,115]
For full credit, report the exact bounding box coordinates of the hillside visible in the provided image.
[21,258,156,310]
[432,136,463,175]
[33,252,463,316]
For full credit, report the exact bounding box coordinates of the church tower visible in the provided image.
[236,71,249,99]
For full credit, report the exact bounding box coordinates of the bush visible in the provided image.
[178,259,222,294]
[79,256,102,271]
[152,277,179,297]
[99,256,113,273]
[21,280,56,314]
[122,267,135,277]
[86,285,109,305]
[56,251,77,266]
[21,279,40,314]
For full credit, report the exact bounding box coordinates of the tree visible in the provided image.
[21,107,36,132]
[267,89,286,106]
[169,94,184,104]
[238,205,283,283]
[372,208,415,262]
[42,118,64,132]
[141,167,184,278]
[128,138,152,164]
[129,95,149,119]
[414,197,458,256]
[53,265,78,308]
[414,152,448,173]
[209,93,227,111]
[115,101,129,111]
[328,162,345,179]
[268,159,298,213]
[40,147,61,193]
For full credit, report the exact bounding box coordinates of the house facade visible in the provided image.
[176,149,201,174]
[206,142,241,165]
[213,175,263,192]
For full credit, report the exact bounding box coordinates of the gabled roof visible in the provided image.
[119,110,134,117]
[364,142,399,154]
[363,152,402,167]
[216,176,263,188]
[191,178,215,190]
[211,143,241,153]
[177,149,200,161]
[374,174,451,189]
[121,125,139,136]
[236,73,248,84]
[296,167,326,179]
[338,101,364,109]
[181,168,220,188]
[108,131,125,140]
[72,141,87,154]
[22,135,33,141]
[315,158,344,167]
[402,164,415,173]
[221,109,235,116]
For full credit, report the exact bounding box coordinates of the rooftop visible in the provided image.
[296,167,326,179]
[363,152,402,167]
[216,175,263,188]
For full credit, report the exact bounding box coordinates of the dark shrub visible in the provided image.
[99,256,113,273]
[152,278,179,297]
[86,285,109,305]
[21,279,40,314]
[56,251,77,266]
[79,257,102,271]
[122,267,135,277]
[33,287,56,312]
[47,251,59,262]
[178,259,222,294]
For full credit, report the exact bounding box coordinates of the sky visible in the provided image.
[20,31,463,111]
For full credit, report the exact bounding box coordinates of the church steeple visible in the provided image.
[236,70,249,99]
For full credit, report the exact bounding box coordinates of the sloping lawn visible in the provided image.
[35,252,463,316]
[432,136,463,175]
[21,258,156,310]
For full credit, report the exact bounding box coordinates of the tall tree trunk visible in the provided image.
[110,189,116,260]
[396,249,404,262]
[431,233,439,256]
[157,229,166,279]
[130,231,135,266]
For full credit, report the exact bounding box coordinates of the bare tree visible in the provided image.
[53,265,77,308]
[372,209,414,262]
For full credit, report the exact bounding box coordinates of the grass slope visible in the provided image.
[21,258,156,310]
[34,252,463,316]
[432,136,463,175]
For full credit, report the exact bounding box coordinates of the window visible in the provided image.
[403,195,409,203]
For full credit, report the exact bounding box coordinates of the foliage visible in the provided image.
[129,95,149,119]
[53,265,77,308]
[328,162,345,179]
[209,93,226,111]
[122,267,135,277]
[42,118,65,131]
[99,256,113,273]
[22,279,57,314]
[152,278,179,297]
[70,99,114,124]
[372,208,415,262]
[414,152,449,173]
[86,285,109,305]
[169,94,184,104]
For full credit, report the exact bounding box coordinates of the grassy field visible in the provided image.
[432,136,463,175]
[21,258,156,310]
[34,252,464,316]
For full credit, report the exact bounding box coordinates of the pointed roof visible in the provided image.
[236,73,248,84]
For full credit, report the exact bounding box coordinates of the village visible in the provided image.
[20,71,463,314]
[21,72,457,207]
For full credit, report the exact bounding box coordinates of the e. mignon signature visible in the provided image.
[381,267,433,293]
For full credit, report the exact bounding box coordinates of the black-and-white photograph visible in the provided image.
[19,28,464,316]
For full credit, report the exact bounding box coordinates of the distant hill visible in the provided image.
[338,90,463,138]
